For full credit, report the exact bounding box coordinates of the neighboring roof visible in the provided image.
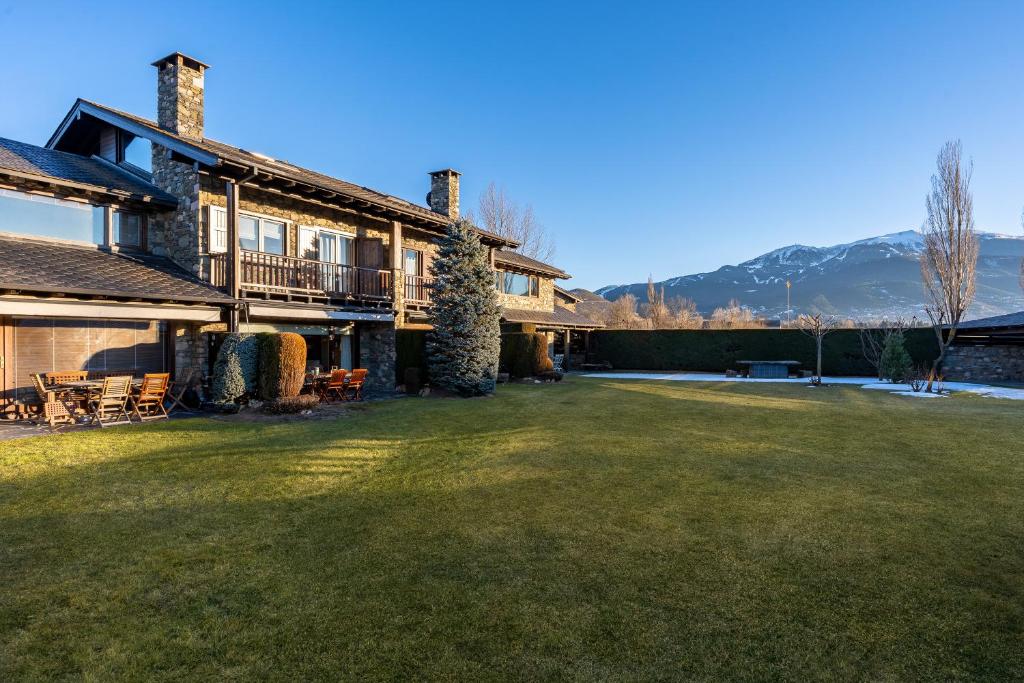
[48,100,515,245]
[0,233,234,304]
[554,285,582,303]
[501,304,604,329]
[569,288,608,302]
[955,311,1024,330]
[494,250,570,279]
[0,137,178,207]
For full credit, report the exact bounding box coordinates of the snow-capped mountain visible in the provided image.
[596,230,1024,320]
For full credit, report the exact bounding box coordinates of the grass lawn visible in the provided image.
[2,377,1023,680]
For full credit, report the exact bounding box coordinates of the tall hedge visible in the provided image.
[396,329,428,386]
[500,333,554,378]
[210,333,259,402]
[588,328,938,376]
[257,332,307,399]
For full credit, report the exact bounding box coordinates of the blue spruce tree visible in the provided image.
[426,219,502,396]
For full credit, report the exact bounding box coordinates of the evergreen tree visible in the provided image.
[880,330,913,383]
[426,219,502,396]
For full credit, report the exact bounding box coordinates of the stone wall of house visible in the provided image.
[496,275,555,312]
[156,58,205,140]
[359,322,397,394]
[943,344,1024,383]
[173,321,227,387]
[149,148,202,275]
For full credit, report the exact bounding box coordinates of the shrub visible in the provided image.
[880,331,913,384]
[211,333,259,402]
[404,367,422,394]
[263,394,319,414]
[258,332,307,399]
[426,219,501,396]
[501,333,553,378]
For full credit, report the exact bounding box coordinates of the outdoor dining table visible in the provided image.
[53,378,144,392]
[736,360,801,379]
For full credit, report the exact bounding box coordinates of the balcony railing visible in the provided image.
[211,251,392,303]
[405,275,434,305]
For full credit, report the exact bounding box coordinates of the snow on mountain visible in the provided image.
[597,230,1024,320]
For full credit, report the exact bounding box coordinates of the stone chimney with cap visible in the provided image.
[152,52,209,141]
[427,169,461,219]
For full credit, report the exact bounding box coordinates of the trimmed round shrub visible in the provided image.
[264,394,319,414]
[211,333,259,402]
[258,332,308,399]
[500,332,554,378]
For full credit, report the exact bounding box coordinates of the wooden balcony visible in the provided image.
[404,275,433,307]
[211,251,393,306]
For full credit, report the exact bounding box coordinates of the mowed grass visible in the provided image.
[2,378,1023,681]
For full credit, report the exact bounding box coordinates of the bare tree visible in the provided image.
[667,296,704,329]
[643,276,670,329]
[709,299,762,329]
[859,316,912,380]
[467,182,556,262]
[920,140,979,391]
[798,313,840,384]
[606,293,643,329]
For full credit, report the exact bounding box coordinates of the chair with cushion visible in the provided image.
[322,369,348,402]
[344,369,368,401]
[131,373,170,421]
[88,376,133,428]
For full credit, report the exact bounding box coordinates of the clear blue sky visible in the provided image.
[2,1,1023,290]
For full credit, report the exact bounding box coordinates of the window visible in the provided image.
[0,188,104,244]
[210,206,228,253]
[119,134,152,173]
[113,211,142,247]
[239,215,259,251]
[214,208,285,255]
[298,226,354,264]
[262,219,284,255]
[403,248,423,276]
[495,269,539,297]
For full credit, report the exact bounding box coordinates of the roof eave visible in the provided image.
[0,168,178,209]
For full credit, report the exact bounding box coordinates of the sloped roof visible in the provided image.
[49,100,514,245]
[494,250,570,279]
[956,311,1024,330]
[0,137,177,206]
[0,233,233,304]
[554,285,582,302]
[501,304,604,329]
[569,288,607,302]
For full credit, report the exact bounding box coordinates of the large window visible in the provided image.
[0,188,104,244]
[403,248,423,276]
[119,134,152,173]
[298,226,354,265]
[496,269,539,297]
[210,207,285,255]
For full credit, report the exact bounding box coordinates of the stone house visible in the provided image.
[942,312,1024,383]
[0,52,598,410]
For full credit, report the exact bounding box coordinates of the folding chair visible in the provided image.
[88,376,133,428]
[164,370,196,414]
[322,369,348,402]
[343,369,367,401]
[32,373,76,431]
[131,373,170,421]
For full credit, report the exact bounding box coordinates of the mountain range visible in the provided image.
[595,230,1024,320]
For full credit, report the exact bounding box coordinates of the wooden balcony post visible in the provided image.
[391,220,404,324]
[226,181,241,332]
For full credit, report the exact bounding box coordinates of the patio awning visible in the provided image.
[246,303,394,323]
[0,297,223,322]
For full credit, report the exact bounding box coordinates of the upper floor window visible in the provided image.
[119,134,152,173]
[0,188,104,244]
[496,269,539,297]
[208,206,285,255]
[403,248,423,276]
[298,226,354,265]
[113,211,142,247]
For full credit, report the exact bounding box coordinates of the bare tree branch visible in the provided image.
[797,313,840,383]
[466,182,556,262]
[919,140,978,391]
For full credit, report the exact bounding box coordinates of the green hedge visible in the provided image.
[588,328,939,376]
[500,333,553,378]
[396,330,428,386]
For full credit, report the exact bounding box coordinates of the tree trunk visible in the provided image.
[927,324,955,392]
[816,337,823,381]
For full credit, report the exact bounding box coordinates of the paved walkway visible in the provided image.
[582,372,1024,400]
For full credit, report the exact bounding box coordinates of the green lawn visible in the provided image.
[2,378,1023,680]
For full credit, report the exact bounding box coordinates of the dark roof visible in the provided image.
[0,137,177,207]
[569,288,607,302]
[501,304,604,329]
[494,250,570,279]
[955,311,1024,330]
[0,233,233,304]
[50,100,514,245]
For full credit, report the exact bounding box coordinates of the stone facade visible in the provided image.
[173,321,227,385]
[358,322,397,393]
[155,54,205,140]
[149,148,201,274]
[943,344,1024,383]
[428,169,460,219]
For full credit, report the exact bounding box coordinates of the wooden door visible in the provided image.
[356,238,385,296]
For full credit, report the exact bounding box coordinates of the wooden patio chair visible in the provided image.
[343,369,367,401]
[44,370,88,386]
[164,370,197,414]
[322,369,348,402]
[32,373,76,431]
[87,376,133,428]
[131,373,170,422]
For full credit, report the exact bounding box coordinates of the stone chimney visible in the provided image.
[151,52,209,140]
[428,169,461,219]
